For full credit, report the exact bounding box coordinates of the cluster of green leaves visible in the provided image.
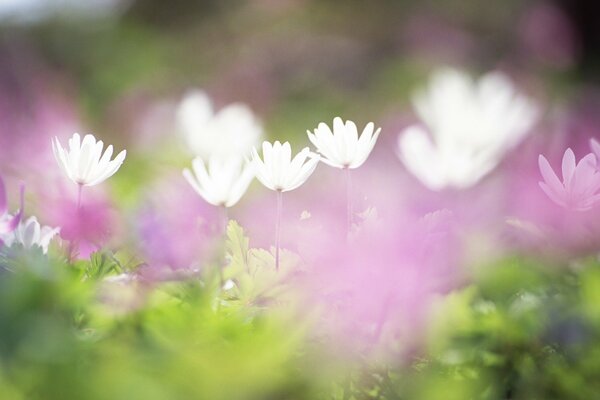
[332,256,600,400]
[1,226,600,400]
[0,230,318,400]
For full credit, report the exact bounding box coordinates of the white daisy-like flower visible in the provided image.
[1,216,60,254]
[183,157,255,208]
[251,141,320,192]
[52,133,127,186]
[307,117,381,169]
[177,90,264,160]
[397,67,538,190]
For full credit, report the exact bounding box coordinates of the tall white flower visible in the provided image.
[183,157,255,208]
[52,133,127,186]
[307,117,381,169]
[397,68,538,190]
[251,141,319,192]
[177,90,264,160]
[1,216,60,254]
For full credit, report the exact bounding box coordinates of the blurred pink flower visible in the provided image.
[43,188,120,259]
[0,59,79,177]
[590,138,600,163]
[136,176,221,272]
[538,148,600,211]
[303,207,463,359]
[0,177,24,237]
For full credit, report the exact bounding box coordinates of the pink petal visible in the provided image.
[562,148,576,188]
[0,183,24,235]
[538,154,563,194]
[539,181,566,208]
[590,138,600,161]
[572,153,598,198]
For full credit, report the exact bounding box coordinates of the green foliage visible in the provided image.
[398,256,600,400]
[0,229,316,400]
[1,227,600,399]
[222,220,303,313]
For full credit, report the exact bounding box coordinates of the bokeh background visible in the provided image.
[2,0,599,241]
[1,1,600,399]
[1,0,598,157]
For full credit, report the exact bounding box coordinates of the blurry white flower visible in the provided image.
[251,141,319,192]
[397,68,538,190]
[1,216,60,254]
[183,157,255,207]
[177,90,264,160]
[307,117,381,169]
[300,210,311,220]
[52,133,127,186]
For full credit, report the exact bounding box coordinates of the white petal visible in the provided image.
[284,153,319,192]
[183,168,217,206]
[86,149,126,186]
[88,145,114,184]
[225,162,255,207]
[350,125,380,169]
[397,126,447,190]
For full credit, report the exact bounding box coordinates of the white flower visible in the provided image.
[52,133,127,186]
[397,68,538,190]
[251,141,320,192]
[1,216,60,254]
[177,90,264,160]
[307,117,381,169]
[183,157,255,207]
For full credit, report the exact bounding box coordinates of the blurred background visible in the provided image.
[1,0,597,153]
[1,2,600,399]
[1,0,598,206]
[2,0,599,261]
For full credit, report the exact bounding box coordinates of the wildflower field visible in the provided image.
[0,1,600,399]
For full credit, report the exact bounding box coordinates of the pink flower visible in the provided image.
[0,177,24,237]
[538,148,600,211]
[43,189,119,259]
[136,176,221,272]
[590,138,600,162]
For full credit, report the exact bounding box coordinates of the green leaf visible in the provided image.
[85,251,123,280]
[225,220,249,274]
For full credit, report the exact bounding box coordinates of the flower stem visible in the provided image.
[345,167,353,235]
[77,184,83,211]
[69,184,83,263]
[219,205,228,285]
[221,205,229,235]
[275,190,283,271]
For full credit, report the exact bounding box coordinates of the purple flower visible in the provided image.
[538,148,600,211]
[0,177,24,237]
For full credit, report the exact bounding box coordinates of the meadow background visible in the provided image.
[0,1,600,399]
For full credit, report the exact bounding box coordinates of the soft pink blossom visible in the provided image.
[538,148,600,211]
[136,176,221,272]
[0,177,24,237]
[590,138,600,163]
[43,188,120,259]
